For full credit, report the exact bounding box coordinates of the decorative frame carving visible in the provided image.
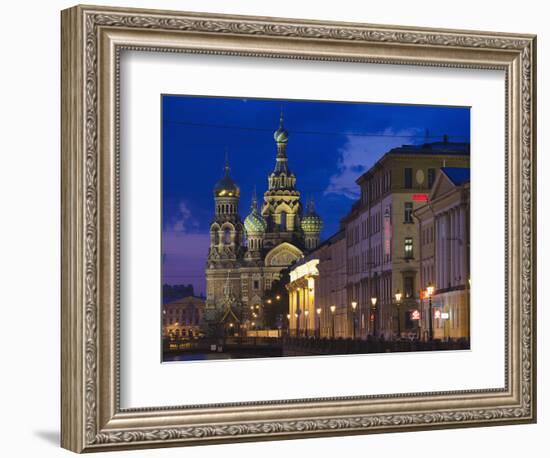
[61,4,536,453]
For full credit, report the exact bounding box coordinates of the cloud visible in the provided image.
[162,201,209,293]
[168,200,199,233]
[324,128,422,199]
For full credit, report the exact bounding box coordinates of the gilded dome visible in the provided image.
[214,175,239,197]
[214,159,240,197]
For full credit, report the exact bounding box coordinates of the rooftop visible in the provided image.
[163,296,206,307]
[387,139,470,156]
[441,167,471,186]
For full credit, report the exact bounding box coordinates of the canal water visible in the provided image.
[163,347,283,362]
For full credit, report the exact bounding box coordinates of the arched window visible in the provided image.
[223,227,231,244]
[212,229,219,245]
[280,212,287,231]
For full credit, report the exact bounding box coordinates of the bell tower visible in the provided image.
[262,111,301,242]
[208,155,244,264]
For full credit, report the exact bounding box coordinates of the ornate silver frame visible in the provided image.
[61,4,537,453]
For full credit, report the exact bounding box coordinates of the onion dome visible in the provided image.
[214,155,240,197]
[301,198,323,233]
[273,110,289,144]
[244,191,267,233]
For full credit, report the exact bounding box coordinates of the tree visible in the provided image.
[263,268,290,329]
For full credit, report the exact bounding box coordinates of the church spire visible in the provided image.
[213,151,240,199]
[272,109,292,177]
[224,150,230,175]
[251,185,258,211]
[273,108,289,146]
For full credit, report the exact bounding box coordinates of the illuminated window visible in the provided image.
[404,237,413,259]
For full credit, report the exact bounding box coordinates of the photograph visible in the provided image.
[161,95,471,362]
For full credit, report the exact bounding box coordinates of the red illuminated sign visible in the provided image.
[413,194,429,202]
[410,309,421,320]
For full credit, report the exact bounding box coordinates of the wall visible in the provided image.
[0,0,546,457]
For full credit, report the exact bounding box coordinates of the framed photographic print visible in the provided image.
[61,4,537,453]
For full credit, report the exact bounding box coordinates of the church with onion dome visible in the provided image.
[204,113,323,334]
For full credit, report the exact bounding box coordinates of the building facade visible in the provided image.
[341,139,470,340]
[286,138,470,341]
[415,167,470,341]
[162,296,206,340]
[205,115,323,335]
[287,231,348,338]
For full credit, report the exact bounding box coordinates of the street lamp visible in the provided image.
[394,289,402,338]
[316,307,322,338]
[304,309,309,337]
[276,295,281,301]
[370,297,378,337]
[330,305,336,338]
[351,301,358,340]
[426,283,435,341]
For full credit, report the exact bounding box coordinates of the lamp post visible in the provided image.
[304,309,309,338]
[394,290,402,338]
[295,310,301,338]
[351,301,358,340]
[330,305,336,338]
[316,307,322,339]
[426,283,435,341]
[370,297,378,336]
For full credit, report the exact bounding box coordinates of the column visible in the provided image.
[288,289,294,331]
[455,207,462,285]
[438,217,442,288]
[460,205,466,285]
[444,212,450,288]
[449,209,456,286]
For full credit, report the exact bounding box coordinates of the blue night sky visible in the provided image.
[162,95,470,295]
